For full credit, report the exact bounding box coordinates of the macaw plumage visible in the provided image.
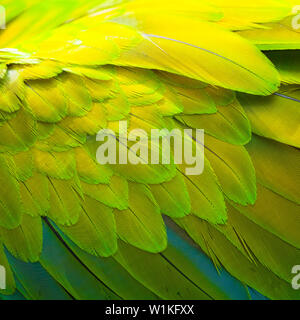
[0,0,299,300]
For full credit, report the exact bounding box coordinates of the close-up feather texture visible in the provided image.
[0,0,299,300]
